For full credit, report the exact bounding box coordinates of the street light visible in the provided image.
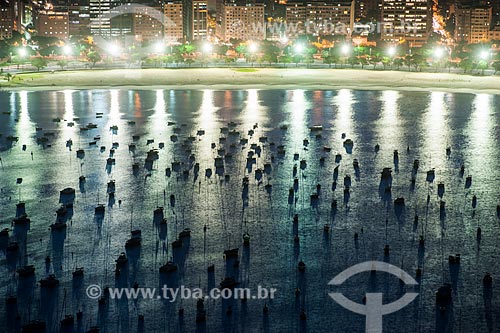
[63,45,72,56]
[294,43,304,54]
[480,50,490,60]
[433,47,445,72]
[202,42,212,54]
[341,44,351,68]
[433,47,444,59]
[387,46,396,57]
[248,42,258,54]
[18,48,27,71]
[341,44,350,56]
[153,41,165,54]
[202,42,212,67]
[62,45,72,70]
[248,42,258,67]
[108,43,121,57]
[18,48,27,57]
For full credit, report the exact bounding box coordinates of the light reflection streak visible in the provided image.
[16,91,31,143]
[468,94,494,172]
[241,89,261,125]
[109,89,120,122]
[151,89,166,133]
[288,89,308,152]
[378,90,400,149]
[423,92,447,167]
[333,89,354,138]
[198,90,218,160]
[62,90,75,138]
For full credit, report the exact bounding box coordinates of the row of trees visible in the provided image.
[2,32,500,75]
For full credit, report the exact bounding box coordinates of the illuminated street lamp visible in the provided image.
[387,46,396,57]
[341,44,350,56]
[248,42,258,54]
[18,48,27,58]
[294,43,304,54]
[341,44,351,68]
[433,47,445,72]
[62,45,72,70]
[478,50,491,75]
[108,43,121,58]
[153,41,165,54]
[433,47,444,59]
[63,45,72,56]
[201,42,212,67]
[18,48,27,71]
[202,42,212,54]
[480,50,490,60]
[248,42,258,67]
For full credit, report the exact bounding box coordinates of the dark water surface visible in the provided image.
[0,89,499,332]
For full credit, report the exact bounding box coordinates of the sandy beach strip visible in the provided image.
[2,68,500,94]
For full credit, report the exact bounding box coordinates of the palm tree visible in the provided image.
[393,58,403,70]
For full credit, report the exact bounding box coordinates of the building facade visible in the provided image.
[89,0,112,37]
[0,1,14,39]
[34,5,69,39]
[285,1,354,38]
[69,1,91,37]
[454,4,492,44]
[381,0,432,47]
[133,4,163,41]
[354,0,382,22]
[164,0,184,43]
[192,0,208,40]
[220,3,265,41]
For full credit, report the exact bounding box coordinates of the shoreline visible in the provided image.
[2,68,500,94]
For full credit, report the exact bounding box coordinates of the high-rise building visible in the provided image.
[469,6,491,43]
[164,0,184,43]
[110,0,133,37]
[34,3,69,39]
[133,3,163,41]
[285,1,354,38]
[454,3,491,44]
[182,0,192,40]
[219,3,265,41]
[90,0,112,37]
[381,0,432,47]
[0,1,14,39]
[68,0,91,37]
[354,0,382,22]
[193,0,208,40]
